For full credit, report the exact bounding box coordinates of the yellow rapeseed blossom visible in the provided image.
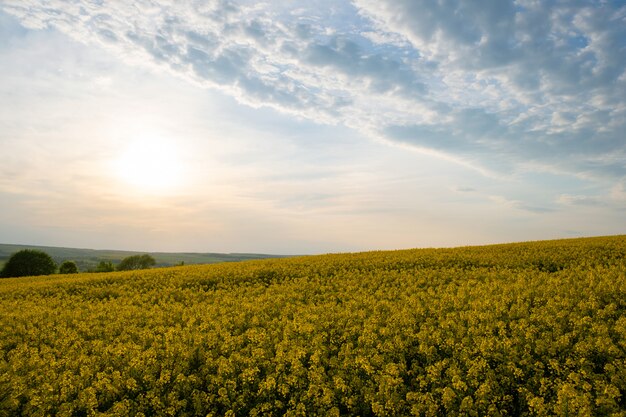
[0,236,625,415]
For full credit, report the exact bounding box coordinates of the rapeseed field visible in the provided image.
[1,236,624,416]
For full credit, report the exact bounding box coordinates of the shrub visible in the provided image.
[95,261,115,273]
[0,249,57,278]
[117,254,156,271]
[59,260,79,274]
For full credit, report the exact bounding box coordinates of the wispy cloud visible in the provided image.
[557,194,605,207]
[3,0,623,180]
[1,1,625,252]
[454,187,477,193]
[610,180,626,202]
[488,195,555,214]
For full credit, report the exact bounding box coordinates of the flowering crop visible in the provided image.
[0,236,625,415]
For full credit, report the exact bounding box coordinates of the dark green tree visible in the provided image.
[59,260,79,274]
[95,261,115,273]
[117,254,156,271]
[0,249,57,278]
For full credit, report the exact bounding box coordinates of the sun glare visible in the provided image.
[112,136,184,193]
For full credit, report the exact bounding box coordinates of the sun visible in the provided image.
[112,135,184,193]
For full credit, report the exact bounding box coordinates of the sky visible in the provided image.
[0,0,625,255]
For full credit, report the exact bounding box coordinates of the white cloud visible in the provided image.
[1,1,625,178]
[353,0,626,174]
[488,195,554,214]
[3,2,625,253]
[557,194,605,207]
[611,179,626,202]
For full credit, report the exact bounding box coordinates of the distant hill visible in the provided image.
[0,243,287,272]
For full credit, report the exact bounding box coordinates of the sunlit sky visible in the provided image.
[1,1,625,254]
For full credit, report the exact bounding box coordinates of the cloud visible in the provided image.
[488,195,555,214]
[1,0,625,180]
[354,0,626,173]
[454,187,476,193]
[611,179,626,202]
[557,194,605,207]
[301,35,427,96]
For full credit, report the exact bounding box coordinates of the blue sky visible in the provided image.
[0,0,624,254]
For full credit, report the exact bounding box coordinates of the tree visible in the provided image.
[95,261,115,273]
[117,254,156,271]
[0,249,57,278]
[59,260,79,274]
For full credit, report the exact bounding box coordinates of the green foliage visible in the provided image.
[117,254,156,271]
[0,244,285,271]
[95,261,115,273]
[0,249,57,278]
[59,260,79,274]
[0,236,625,416]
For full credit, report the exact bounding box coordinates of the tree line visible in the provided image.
[0,249,156,278]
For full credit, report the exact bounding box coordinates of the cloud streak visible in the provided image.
[1,0,625,181]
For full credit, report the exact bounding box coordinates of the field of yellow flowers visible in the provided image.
[1,236,625,416]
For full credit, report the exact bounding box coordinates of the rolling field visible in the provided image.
[1,236,625,416]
